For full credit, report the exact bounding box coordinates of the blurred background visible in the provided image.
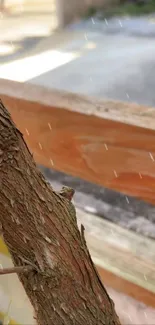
[0,0,155,105]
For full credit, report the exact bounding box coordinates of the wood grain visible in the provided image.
[1,79,155,205]
[76,208,155,307]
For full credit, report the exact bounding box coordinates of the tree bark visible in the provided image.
[0,100,121,325]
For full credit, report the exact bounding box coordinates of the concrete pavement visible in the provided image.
[29,31,155,107]
[29,14,155,107]
[1,14,155,106]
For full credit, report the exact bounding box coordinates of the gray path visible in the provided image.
[1,14,155,106]
[29,15,155,107]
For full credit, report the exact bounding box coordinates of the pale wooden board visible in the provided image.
[76,208,155,297]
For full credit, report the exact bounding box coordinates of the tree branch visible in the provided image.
[0,266,34,275]
[0,99,121,325]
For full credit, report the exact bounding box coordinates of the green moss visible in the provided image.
[85,6,97,18]
[102,2,155,17]
[86,1,155,19]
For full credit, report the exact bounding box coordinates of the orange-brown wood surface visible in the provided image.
[1,79,155,205]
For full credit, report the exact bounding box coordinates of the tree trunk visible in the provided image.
[0,100,121,325]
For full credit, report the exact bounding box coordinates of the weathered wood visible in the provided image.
[76,208,155,307]
[1,79,155,205]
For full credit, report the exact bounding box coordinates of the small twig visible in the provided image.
[0,265,34,275]
[81,224,86,246]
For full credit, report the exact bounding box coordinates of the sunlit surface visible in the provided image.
[0,22,53,43]
[0,44,18,55]
[0,49,80,82]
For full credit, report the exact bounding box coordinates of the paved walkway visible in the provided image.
[1,14,155,106]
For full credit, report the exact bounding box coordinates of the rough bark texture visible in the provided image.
[0,100,121,325]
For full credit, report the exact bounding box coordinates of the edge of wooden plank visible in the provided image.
[0,78,155,130]
[76,207,155,307]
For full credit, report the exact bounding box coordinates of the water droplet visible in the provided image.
[98,294,102,303]
[40,284,44,292]
[39,143,42,150]
[118,19,123,27]
[104,144,108,151]
[33,285,37,291]
[45,236,52,244]
[144,311,148,319]
[149,152,154,161]
[52,304,56,311]
[139,173,142,179]
[104,18,108,25]
[23,237,27,243]
[144,274,147,281]
[85,206,97,214]
[89,76,93,82]
[41,216,45,224]
[91,18,95,24]
[48,122,52,130]
[128,314,132,323]
[126,93,129,99]
[15,217,20,225]
[83,302,86,309]
[10,199,14,207]
[50,158,54,166]
[113,170,118,177]
[25,128,29,136]
[84,34,88,41]
[125,196,129,204]
[122,311,132,323]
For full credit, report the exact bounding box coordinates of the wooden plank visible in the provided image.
[76,208,155,307]
[1,79,155,205]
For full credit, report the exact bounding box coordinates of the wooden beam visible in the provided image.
[77,208,155,308]
[1,79,155,205]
